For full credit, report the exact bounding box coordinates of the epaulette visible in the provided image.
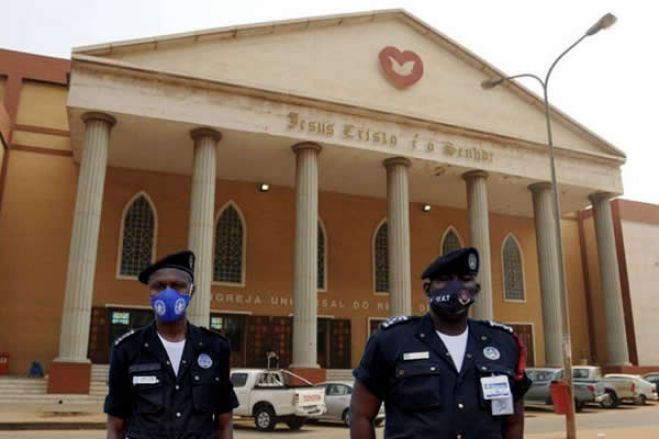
[381,315,416,330]
[477,319,514,334]
[114,329,137,346]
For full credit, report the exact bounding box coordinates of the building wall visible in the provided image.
[0,148,598,372]
[0,48,600,374]
[616,200,659,366]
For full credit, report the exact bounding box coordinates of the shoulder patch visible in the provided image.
[381,315,414,330]
[114,329,137,346]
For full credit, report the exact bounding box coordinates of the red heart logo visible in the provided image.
[378,46,424,88]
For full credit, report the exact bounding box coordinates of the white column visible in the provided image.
[186,128,220,328]
[590,192,630,366]
[529,182,563,366]
[462,170,493,320]
[57,112,115,362]
[384,157,412,316]
[291,142,321,368]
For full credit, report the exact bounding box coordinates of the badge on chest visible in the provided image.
[480,375,513,415]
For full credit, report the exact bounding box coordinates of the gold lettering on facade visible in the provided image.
[285,112,493,162]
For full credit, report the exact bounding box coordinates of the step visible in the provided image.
[326,369,354,382]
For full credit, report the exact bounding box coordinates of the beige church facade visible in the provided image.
[1,10,652,394]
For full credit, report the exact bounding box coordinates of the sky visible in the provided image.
[3,0,657,204]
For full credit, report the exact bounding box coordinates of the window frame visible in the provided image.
[212,201,247,287]
[115,191,157,280]
[317,219,328,292]
[439,226,464,255]
[501,233,527,303]
[372,218,389,295]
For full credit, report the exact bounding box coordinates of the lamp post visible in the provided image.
[481,13,616,439]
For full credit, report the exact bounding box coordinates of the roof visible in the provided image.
[71,9,625,161]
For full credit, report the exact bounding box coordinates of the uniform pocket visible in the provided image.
[191,370,221,413]
[391,362,441,411]
[130,371,164,414]
[475,361,514,409]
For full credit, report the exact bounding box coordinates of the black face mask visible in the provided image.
[425,279,480,316]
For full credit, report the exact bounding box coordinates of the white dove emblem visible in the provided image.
[389,56,415,76]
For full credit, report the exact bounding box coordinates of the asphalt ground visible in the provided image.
[0,401,657,438]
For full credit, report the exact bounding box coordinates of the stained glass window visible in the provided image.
[503,235,525,301]
[442,228,462,255]
[119,194,155,276]
[214,204,244,283]
[318,222,326,290]
[374,222,388,293]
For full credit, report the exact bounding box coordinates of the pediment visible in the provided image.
[74,10,624,161]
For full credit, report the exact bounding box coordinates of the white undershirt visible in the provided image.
[157,333,186,376]
[436,327,469,372]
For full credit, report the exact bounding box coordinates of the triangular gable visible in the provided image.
[73,10,624,160]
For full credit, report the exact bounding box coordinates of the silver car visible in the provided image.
[314,381,385,427]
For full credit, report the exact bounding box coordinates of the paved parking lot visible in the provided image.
[0,403,657,438]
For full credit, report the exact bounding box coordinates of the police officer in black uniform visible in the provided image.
[105,250,239,439]
[350,247,531,439]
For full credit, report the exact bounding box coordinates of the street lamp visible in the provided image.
[481,13,616,439]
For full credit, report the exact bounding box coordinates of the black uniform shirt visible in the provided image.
[104,321,239,439]
[354,314,531,439]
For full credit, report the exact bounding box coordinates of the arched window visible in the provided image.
[318,221,327,290]
[118,193,156,277]
[502,235,525,301]
[374,221,389,293]
[214,203,245,284]
[441,227,462,255]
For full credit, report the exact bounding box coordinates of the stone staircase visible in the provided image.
[90,364,109,398]
[0,364,110,405]
[326,369,354,381]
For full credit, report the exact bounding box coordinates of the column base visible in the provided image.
[288,367,326,385]
[47,360,91,394]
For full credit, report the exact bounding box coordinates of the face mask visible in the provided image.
[426,280,479,316]
[150,288,191,323]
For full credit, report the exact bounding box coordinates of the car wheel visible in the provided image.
[574,399,585,412]
[342,409,351,427]
[635,394,647,406]
[286,416,306,430]
[601,390,619,409]
[254,405,277,431]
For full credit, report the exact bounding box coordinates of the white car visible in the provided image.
[603,373,658,405]
[230,369,326,431]
[314,381,385,427]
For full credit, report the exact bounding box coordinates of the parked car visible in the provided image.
[230,369,326,431]
[314,381,385,427]
[524,367,608,411]
[603,374,658,406]
[642,372,659,393]
[572,366,618,409]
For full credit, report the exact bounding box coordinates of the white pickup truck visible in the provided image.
[230,368,326,431]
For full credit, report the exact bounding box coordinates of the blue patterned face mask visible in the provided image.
[150,288,191,323]
[426,280,480,316]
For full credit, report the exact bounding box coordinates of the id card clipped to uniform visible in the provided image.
[480,375,514,416]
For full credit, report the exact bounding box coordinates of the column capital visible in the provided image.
[462,170,488,181]
[528,181,553,193]
[81,112,116,127]
[291,142,322,154]
[589,191,616,204]
[190,127,222,142]
[383,156,411,168]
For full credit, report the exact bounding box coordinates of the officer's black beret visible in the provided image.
[138,250,195,284]
[421,247,479,280]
